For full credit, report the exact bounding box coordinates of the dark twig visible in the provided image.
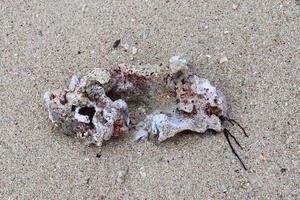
[220,116,234,125]
[226,129,243,149]
[223,128,247,170]
[227,118,249,137]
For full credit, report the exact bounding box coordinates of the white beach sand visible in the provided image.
[1,0,299,199]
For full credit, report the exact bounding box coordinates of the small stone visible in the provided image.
[141,31,149,40]
[86,177,90,185]
[140,166,146,178]
[96,153,101,158]
[219,56,228,64]
[280,168,287,173]
[113,39,121,48]
[132,47,138,55]
[232,3,239,10]
[224,30,230,34]
[38,30,43,36]
[169,56,187,65]
[121,43,129,51]
[116,166,129,184]
[205,55,211,59]
[82,5,88,12]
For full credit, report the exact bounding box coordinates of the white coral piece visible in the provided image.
[44,69,129,146]
[134,74,227,143]
[44,58,228,146]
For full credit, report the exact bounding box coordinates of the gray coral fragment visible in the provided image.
[44,58,228,145]
[134,74,228,143]
[44,69,129,146]
[43,58,249,169]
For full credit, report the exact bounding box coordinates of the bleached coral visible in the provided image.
[44,58,248,169]
[44,69,129,146]
[134,74,227,142]
[44,58,227,145]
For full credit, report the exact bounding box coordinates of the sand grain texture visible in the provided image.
[1,0,299,199]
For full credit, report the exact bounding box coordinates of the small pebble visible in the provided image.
[140,166,146,178]
[38,30,43,36]
[219,56,228,64]
[96,153,101,158]
[141,31,149,39]
[232,3,239,10]
[122,43,130,51]
[116,166,129,184]
[81,5,88,12]
[113,39,121,48]
[169,55,187,65]
[86,177,90,185]
[280,168,287,173]
[132,47,138,55]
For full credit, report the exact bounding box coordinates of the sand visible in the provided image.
[1,0,299,199]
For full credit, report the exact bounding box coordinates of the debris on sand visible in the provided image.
[134,75,227,142]
[232,3,239,10]
[44,58,226,144]
[132,47,138,55]
[219,56,228,64]
[44,59,191,146]
[169,55,188,65]
[139,166,147,178]
[44,68,130,146]
[44,56,248,169]
[113,39,121,48]
[116,166,129,184]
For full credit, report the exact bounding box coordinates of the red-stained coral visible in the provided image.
[45,58,227,146]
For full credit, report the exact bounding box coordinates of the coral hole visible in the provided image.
[78,106,96,122]
[106,89,122,101]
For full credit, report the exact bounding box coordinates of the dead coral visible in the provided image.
[44,61,226,145]
[44,57,247,169]
[134,75,226,142]
[44,69,129,146]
